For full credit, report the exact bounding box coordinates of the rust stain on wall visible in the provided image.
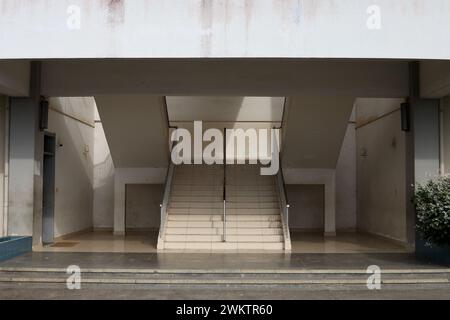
[104,0,125,26]
[200,0,213,56]
[244,0,254,32]
[301,0,339,22]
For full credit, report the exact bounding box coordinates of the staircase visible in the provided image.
[157,164,287,251]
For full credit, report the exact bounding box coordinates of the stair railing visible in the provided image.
[276,159,290,243]
[272,126,291,250]
[158,133,177,243]
[223,127,227,242]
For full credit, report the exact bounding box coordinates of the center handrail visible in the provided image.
[223,127,227,242]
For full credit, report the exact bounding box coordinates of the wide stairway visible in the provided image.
[158,164,286,251]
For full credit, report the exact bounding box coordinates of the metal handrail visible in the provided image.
[272,126,290,243]
[276,158,290,242]
[278,159,290,237]
[223,127,227,242]
[158,136,177,242]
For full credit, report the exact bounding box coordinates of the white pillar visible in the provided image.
[324,171,336,236]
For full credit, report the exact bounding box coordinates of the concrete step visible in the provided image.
[169,202,279,209]
[170,190,223,197]
[170,196,278,203]
[165,234,284,242]
[168,208,224,215]
[225,190,276,196]
[167,214,281,221]
[226,202,279,209]
[171,196,223,202]
[170,202,223,209]
[226,196,278,202]
[1,270,449,288]
[166,220,282,228]
[226,186,276,191]
[164,241,285,251]
[173,183,223,187]
[168,208,280,215]
[161,164,286,252]
[172,185,223,191]
[165,227,283,235]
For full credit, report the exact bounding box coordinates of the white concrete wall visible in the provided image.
[0,95,6,237]
[283,96,355,168]
[95,95,168,168]
[355,98,407,243]
[284,116,357,233]
[167,96,284,122]
[335,110,357,231]
[1,1,450,59]
[93,108,115,229]
[47,97,95,237]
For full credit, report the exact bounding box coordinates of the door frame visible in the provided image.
[42,131,56,244]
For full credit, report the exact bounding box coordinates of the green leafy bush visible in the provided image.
[414,177,450,247]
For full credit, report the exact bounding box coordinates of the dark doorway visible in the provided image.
[42,132,56,244]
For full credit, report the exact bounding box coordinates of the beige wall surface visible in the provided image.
[48,97,95,237]
[355,99,407,243]
[335,110,357,230]
[167,96,284,123]
[125,184,164,230]
[95,95,169,168]
[283,96,355,169]
[93,105,115,229]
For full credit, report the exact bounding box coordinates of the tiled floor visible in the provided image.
[290,232,407,253]
[34,230,158,253]
[33,230,407,254]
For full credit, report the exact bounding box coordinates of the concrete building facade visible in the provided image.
[0,0,449,255]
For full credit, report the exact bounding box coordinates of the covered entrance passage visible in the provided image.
[1,58,448,257]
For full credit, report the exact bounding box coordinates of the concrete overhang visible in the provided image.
[0,61,30,96]
[0,0,449,60]
[41,59,409,98]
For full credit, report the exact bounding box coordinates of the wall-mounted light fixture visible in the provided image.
[360,147,368,157]
[401,102,410,132]
[39,97,49,131]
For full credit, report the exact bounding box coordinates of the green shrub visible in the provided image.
[414,177,450,247]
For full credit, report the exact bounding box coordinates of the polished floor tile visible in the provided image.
[33,230,407,254]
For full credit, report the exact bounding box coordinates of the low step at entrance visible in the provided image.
[0,267,448,287]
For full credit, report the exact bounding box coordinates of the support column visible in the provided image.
[8,62,44,245]
[405,62,441,248]
[324,171,336,237]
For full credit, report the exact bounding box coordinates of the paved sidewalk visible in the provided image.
[1,282,449,300]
